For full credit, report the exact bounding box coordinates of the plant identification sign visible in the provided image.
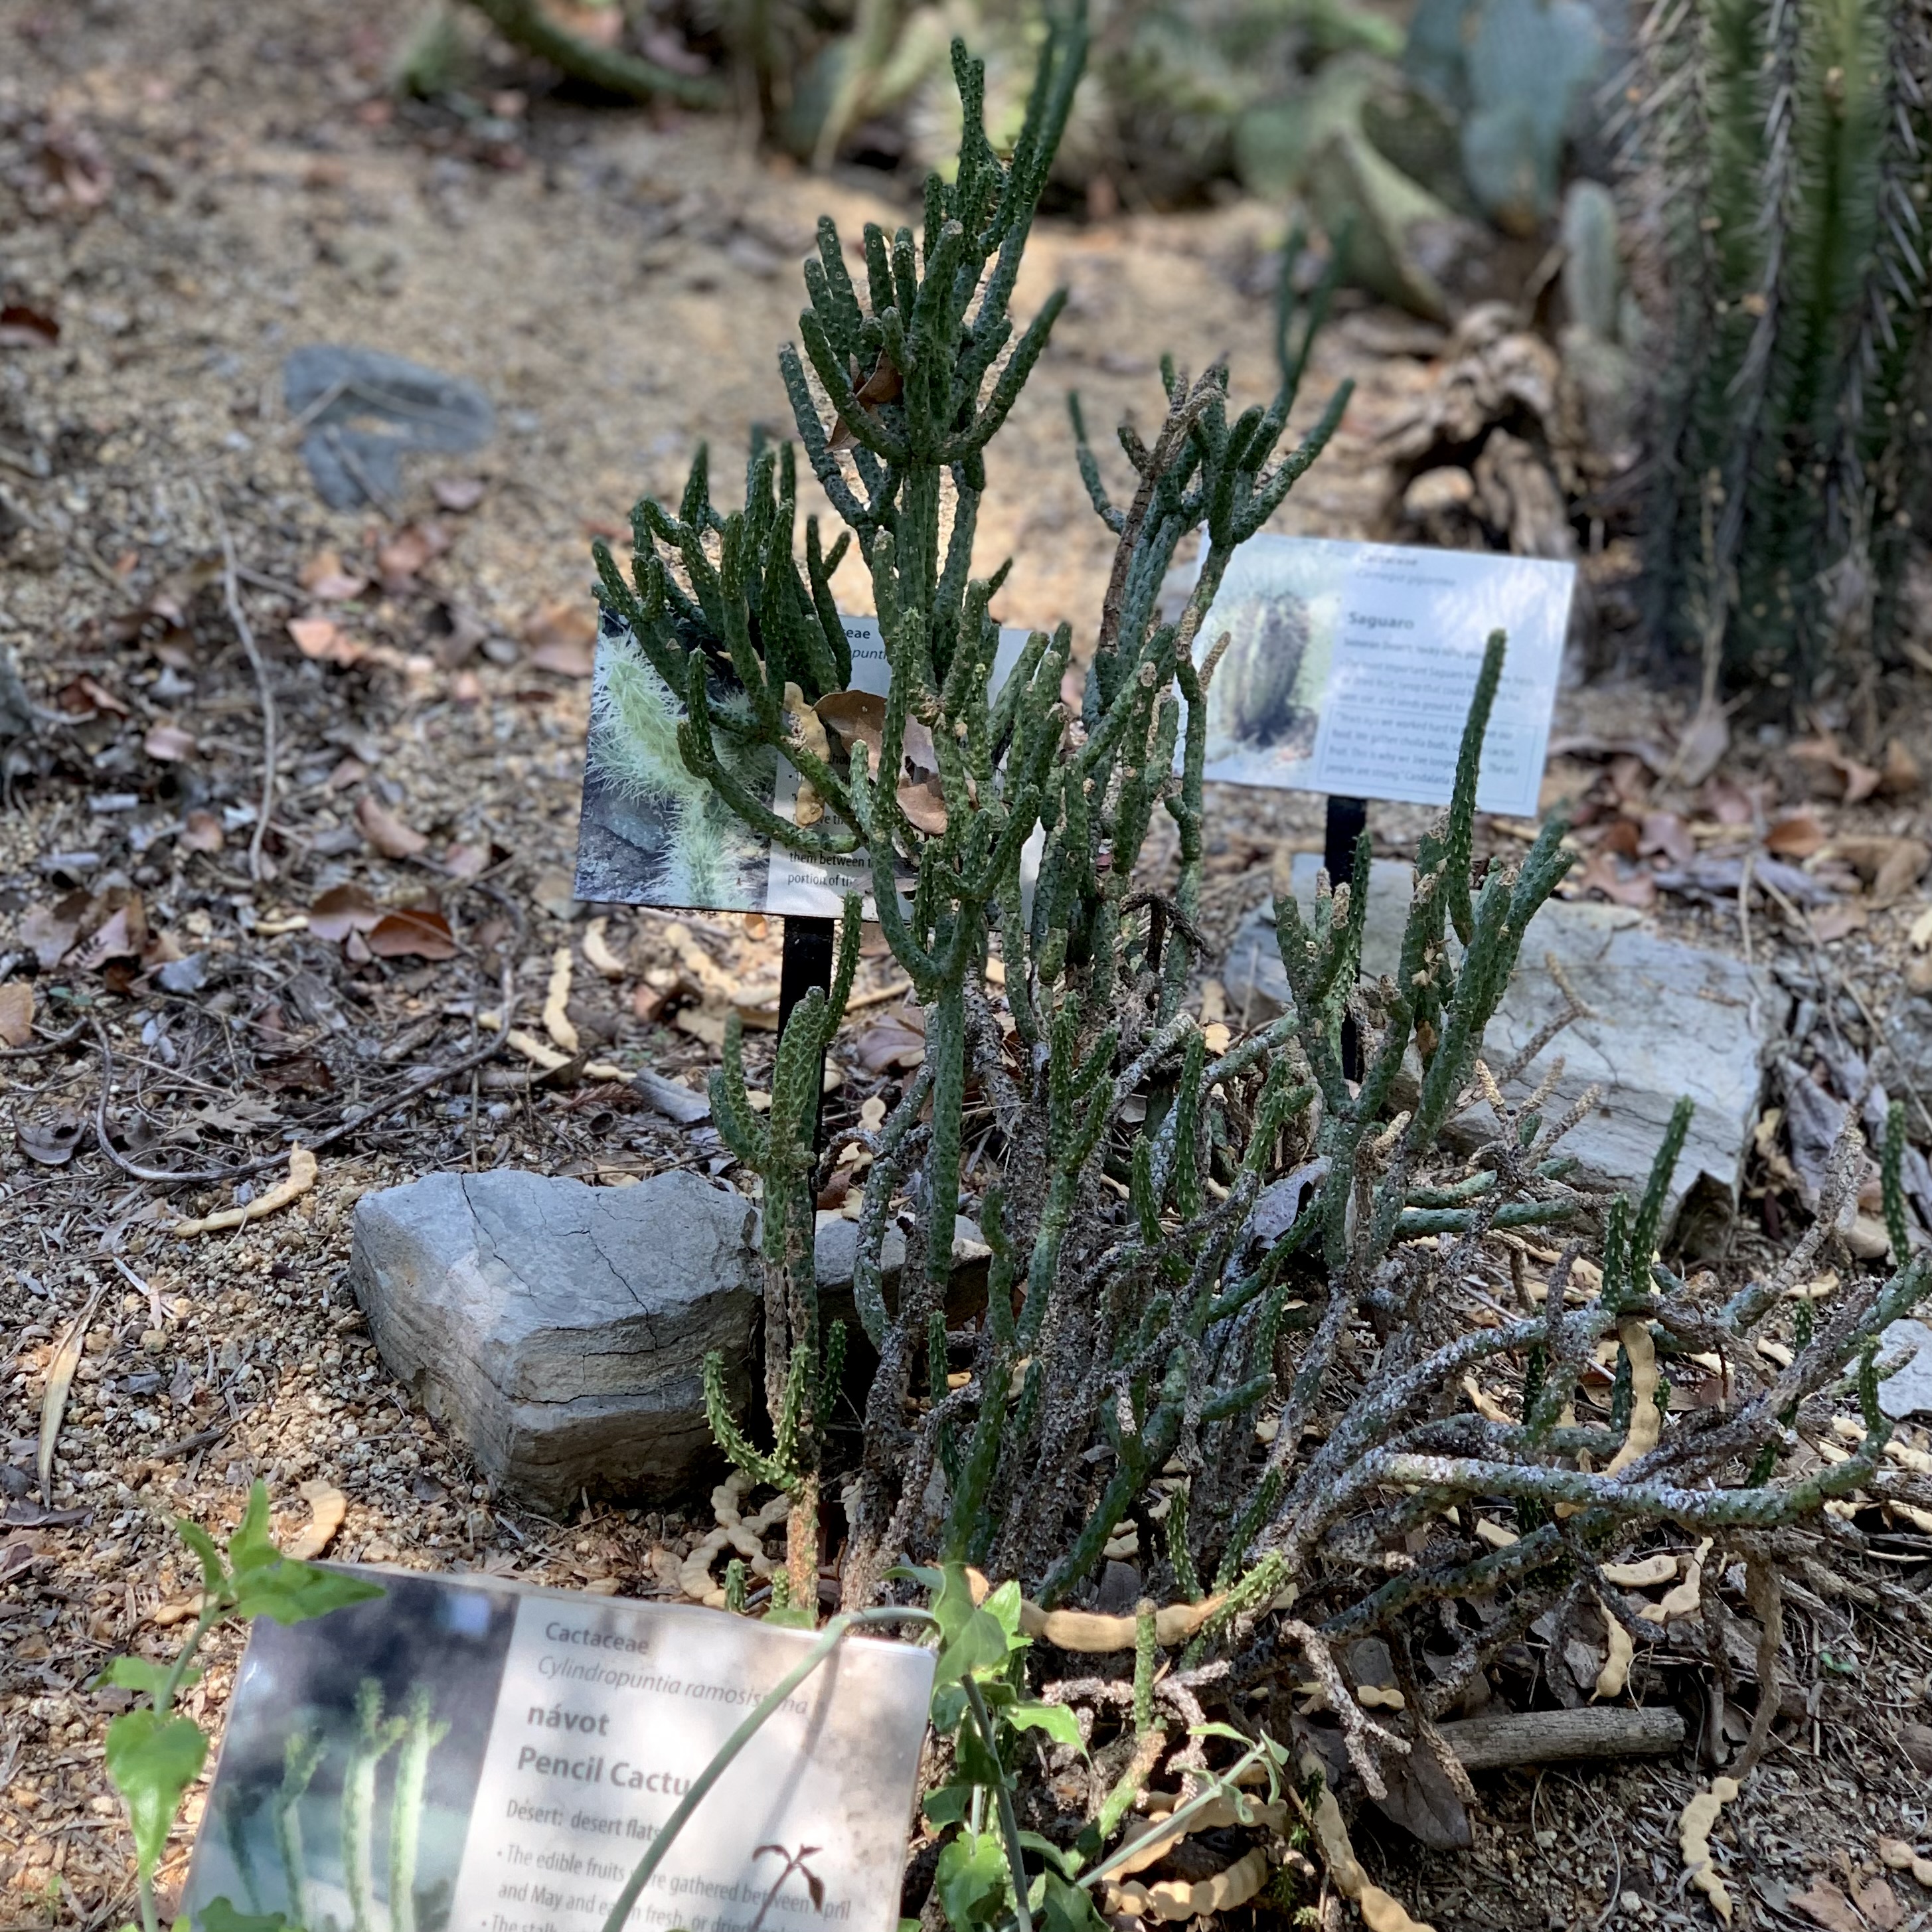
[1183,536,1573,819]
[574,613,1037,920]
[184,1568,934,1932]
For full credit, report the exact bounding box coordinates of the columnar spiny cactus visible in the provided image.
[591,7,1932,1797]
[1630,0,1932,696]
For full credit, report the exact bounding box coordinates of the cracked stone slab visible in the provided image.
[1222,855,1769,1228]
[349,1168,759,1512]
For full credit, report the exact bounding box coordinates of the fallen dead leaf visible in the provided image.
[308,884,386,942]
[298,549,368,600]
[367,906,458,961]
[376,522,446,588]
[1881,736,1923,797]
[1574,848,1657,910]
[1789,1880,1865,1932]
[1854,1877,1905,1931]
[1793,734,1882,803]
[289,616,368,667]
[434,475,487,513]
[524,600,598,677]
[356,795,430,858]
[173,1146,319,1236]
[1830,835,1930,907]
[284,1481,349,1561]
[16,1111,85,1166]
[20,896,88,970]
[38,1285,104,1504]
[1639,811,1696,867]
[1809,901,1868,943]
[528,635,595,677]
[0,981,33,1047]
[1672,698,1730,788]
[443,839,493,880]
[1765,810,1828,858]
[897,772,950,835]
[181,810,225,853]
[72,902,145,972]
[854,1011,926,1072]
[142,721,197,762]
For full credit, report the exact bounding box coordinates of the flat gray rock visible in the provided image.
[349,1168,758,1512]
[1221,856,1769,1228]
[815,1214,989,1332]
[1880,1317,1932,1419]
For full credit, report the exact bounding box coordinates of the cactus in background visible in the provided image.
[1405,0,1603,232]
[1629,0,1932,698]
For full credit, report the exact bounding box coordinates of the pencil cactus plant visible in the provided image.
[590,9,1932,1893]
[1628,0,1932,699]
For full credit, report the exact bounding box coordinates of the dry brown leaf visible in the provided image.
[1790,1880,1865,1932]
[38,1285,104,1504]
[181,810,225,853]
[1810,901,1868,943]
[1575,848,1657,910]
[1855,1878,1905,1931]
[897,772,949,835]
[434,475,486,513]
[529,635,595,677]
[376,523,445,587]
[356,795,429,858]
[1639,811,1696,867]
[544,947,579,1052]
[1793,734,1882,803]
[298,549,367,600]
[854,1012,926,1072]
[1765,811,1828,858]
[73,902,146,973]
[1880,736,1923,797]
[1474,1518,1518,1549]
[367,906,457,961]
[289,617,368,667]
[1673,698,1730,788]
[309,884,386,942]
[583,918,626,979]
[444,839,493,880]
[143,721,197,762]
[284,1481,348,1561]
[1831,835,1931,907]
[173,1147,319,1236]
[16,1111,85,1166]
[1462,1376,1512,1424]
[816,689,886,764]
[1678,1777,1740,1923]
[0,981,33,1048]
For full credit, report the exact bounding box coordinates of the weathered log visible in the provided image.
[1434,1705,1686,1771]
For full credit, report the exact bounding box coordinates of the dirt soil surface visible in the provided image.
[5,1,1932,1928]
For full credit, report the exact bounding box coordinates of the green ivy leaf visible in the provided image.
[935,1829,1008,1932]
[1036,1870,1107,1932]
[955,1714,1003,1789]
[198,1901,297,1932]
[95,1657,194,1698]
[230,1560,384,1629]
[922,1782,973,1828]
[226,1482,277,1572]
[931,1565,1020,1692]
[105,1710,208,1880]
[1005,1702,1082,1750]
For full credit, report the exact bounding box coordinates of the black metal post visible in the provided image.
[775,913,836,1151]
[1323,795,1367,1083]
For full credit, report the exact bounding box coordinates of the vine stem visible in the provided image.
[596,1608,938,1932]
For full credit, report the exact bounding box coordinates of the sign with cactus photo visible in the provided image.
[1186,534,1573,819]
[575,604,1039,919]
[183,1568,933,1932]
